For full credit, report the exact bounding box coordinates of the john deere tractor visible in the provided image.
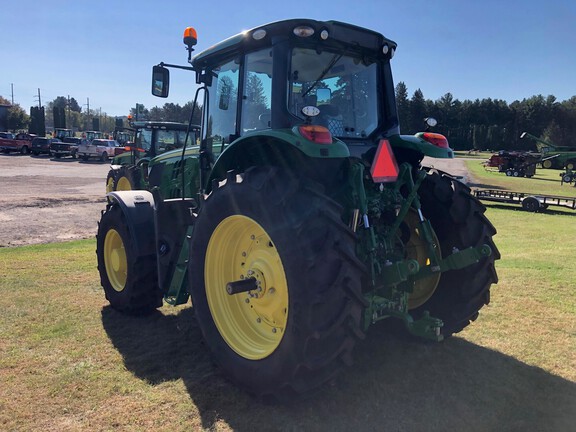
[97,19,499,400]
[106,120,199,193]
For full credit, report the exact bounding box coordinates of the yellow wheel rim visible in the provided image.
[103,229,127,292]
[404,210,442,309]
[116,176,132,191]
[205,215,288,360]
[542,160,552,169]
[106,176,114,193]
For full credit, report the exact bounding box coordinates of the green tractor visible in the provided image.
[106,120,199,194]
[97,19,499,400]
[520,132,576,170]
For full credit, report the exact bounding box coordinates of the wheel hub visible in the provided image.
[245,268,266,298]
[402,210,442,309]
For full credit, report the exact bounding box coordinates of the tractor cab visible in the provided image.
[53,128,73,140]
[153,20,453,193]
[153,20,403,162]
[84,130,104,142]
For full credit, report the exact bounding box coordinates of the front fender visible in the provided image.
[106,190,156,257]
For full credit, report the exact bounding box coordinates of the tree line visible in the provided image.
[0,95,202,134]
[3,88,576,152]
[395,82,576,151]
[129,101,202,126]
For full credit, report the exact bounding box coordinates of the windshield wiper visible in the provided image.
[301,52,344,100]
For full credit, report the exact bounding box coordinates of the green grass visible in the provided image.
[1,181,575,431]
[454,150,494,160]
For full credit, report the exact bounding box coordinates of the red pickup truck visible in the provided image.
[0,132,36,154]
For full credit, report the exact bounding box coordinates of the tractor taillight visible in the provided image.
[422,132,449,148]
[370,139,399,182]
[298,125,332,144]
[125,146,145,152]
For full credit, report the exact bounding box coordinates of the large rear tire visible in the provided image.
[413,169,500,337]
[96,204,162,314]
[189,166,366,401]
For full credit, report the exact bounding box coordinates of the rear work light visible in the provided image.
[370,139,399,182]
[421,132,449,148]
[298,125,332,144]
[293,26,315,37]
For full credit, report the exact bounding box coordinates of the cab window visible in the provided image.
[205,59,239,155]
[241,49,272,132]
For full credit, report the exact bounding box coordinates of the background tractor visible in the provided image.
[96,19,499,401]
[106,120,199,194]
[521,132,576,170]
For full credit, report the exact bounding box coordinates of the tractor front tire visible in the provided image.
[114,166,141,191]
[188,166,366,401]
[96,204,162,315]
[106,170,117,195]
[414,169,500,337]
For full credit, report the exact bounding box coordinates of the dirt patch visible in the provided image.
[0,153,109,247]
[0,153,473,247]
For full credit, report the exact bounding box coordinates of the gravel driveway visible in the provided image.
[0,153,472,247]
[0,153,109,247]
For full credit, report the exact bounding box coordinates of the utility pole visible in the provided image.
[10,83,14,105]
[67,95,71,130]
[34,88,42,108]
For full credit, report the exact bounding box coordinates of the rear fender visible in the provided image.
[389,134,454,159]
[207,131,349,190]
[106,191,156,257]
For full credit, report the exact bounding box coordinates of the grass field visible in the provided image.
[1,167,575,431]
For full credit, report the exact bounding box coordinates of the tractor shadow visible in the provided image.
[102,307,576,432]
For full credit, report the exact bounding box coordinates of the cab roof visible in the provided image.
[192,19,396,69]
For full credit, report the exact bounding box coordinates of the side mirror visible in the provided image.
[152,66,170,98]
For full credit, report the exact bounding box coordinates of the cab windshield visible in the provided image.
[137,129,189,153]
[289,47,379,139]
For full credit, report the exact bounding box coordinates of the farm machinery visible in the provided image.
[520,132,576,170]
[485,150,541,177]
[96,19,499,400]
[106,120,199,193]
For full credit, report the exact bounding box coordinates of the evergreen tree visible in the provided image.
[408,89,427,134]
[395,81,410,133]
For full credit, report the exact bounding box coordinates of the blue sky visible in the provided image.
[2,0,575,116]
